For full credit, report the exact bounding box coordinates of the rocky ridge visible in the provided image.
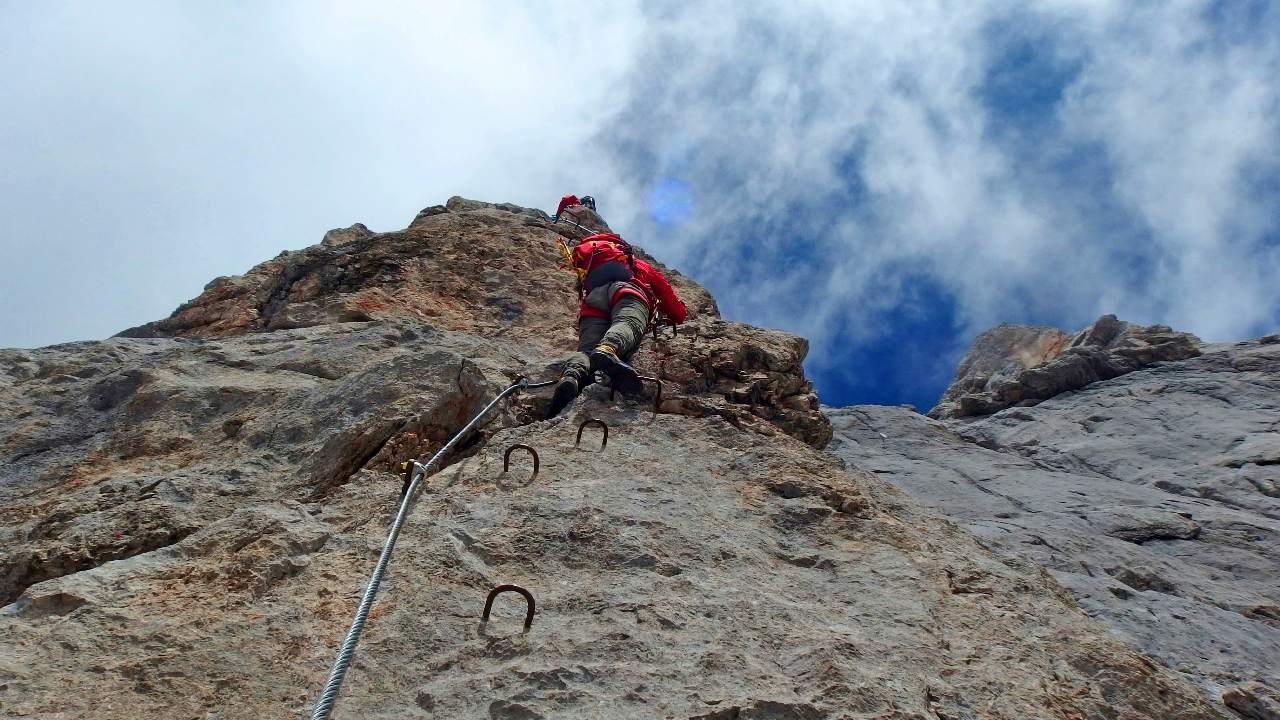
[116,196,829,447]
[830,322,1280,715]
[928,314,1203,419]
[0,198,1233,718]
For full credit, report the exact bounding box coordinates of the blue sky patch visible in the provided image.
[647,177,694,226]
[810,274,962,410]
[978,12,1083,148]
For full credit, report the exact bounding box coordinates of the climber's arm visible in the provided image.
[639,262,687,325]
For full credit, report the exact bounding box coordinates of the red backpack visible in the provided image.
[571,233,638,292]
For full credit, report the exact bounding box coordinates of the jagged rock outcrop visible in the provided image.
[113,196,826,447]
[829,333,1280,708]
[0,198,1226,718]
[1224,682,1280,720]
[929,314,1202,419]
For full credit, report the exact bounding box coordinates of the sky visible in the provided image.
[3,1,1278,411]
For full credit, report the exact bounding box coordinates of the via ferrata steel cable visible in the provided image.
[310,376,555,720]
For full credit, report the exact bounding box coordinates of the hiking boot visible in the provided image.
[546,374,583,419]
[590,345,644,397]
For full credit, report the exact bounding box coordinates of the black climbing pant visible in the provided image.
[563,295,650,381]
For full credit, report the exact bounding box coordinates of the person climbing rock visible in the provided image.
[546,195,688,419]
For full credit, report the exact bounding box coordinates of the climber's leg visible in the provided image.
[569,316,609,379]
[547,316,608,418]
[603,296,651,360]
[590,296,650,396]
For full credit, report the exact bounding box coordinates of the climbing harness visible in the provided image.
[310,376,554,720]
[556,211,681,340]
[547,213,587,283]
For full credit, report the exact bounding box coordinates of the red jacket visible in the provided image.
[571,234,687,324]
[556,194,581,217]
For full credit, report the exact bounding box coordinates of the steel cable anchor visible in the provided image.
[310,375,555,720]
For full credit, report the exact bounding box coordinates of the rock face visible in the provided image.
[113,196,826,448]
[0,198,1227,719]
[929,314,1202,419]
[1224,682,1280,720]
[829,333,1280,706]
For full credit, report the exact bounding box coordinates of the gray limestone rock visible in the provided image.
[1224,682,1280,720]
[828,335,1280,707]
[321,223,374,248]
[0,198,1223,719]
[930,314,1202,419]
[1,363,1222,718]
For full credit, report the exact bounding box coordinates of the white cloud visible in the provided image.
[590,0,1280,361]
[0,1,642,347]
[2,0,1277,384]
[1057,2,1280,338]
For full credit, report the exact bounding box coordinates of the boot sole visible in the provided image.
[546,380,580,418]
[590,351,644,396]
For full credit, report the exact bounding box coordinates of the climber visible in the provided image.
[546,195,688,418]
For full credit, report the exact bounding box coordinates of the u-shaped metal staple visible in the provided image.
[576,418,609,449]
[639,375,663,410]
[651,322,678,341]
[502,444,539,479]
[608,376,664,411]
[482,584,536,630]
